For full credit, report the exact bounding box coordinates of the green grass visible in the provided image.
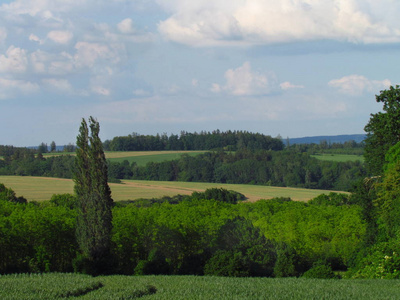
[105,151,206,166]
[0,176,347,202]
[311,153,364,162]
[42,151,206,166]
[1,274,400,300]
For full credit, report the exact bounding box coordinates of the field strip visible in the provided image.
[42,150,205,159]
[0,176,348,202]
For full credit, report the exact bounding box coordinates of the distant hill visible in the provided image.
[288,134,366,145]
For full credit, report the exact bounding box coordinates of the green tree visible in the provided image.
[73,117,114,275]
[50,141,56,152]
[38,142,48,154]
[364,85,400,175]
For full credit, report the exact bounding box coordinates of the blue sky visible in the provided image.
[0,0,399,146]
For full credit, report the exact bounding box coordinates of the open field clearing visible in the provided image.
[0,176,346,202]
[311,153,364,162]
[1,273,400,300]
[42,151,206,166]
[105,151,206,165]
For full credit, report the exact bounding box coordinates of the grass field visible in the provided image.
[42,151,206,166]
[311,153,364,162]
[105,151,206,166]
[0,176,346,202]
[1,273,400,300]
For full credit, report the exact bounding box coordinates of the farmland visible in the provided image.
[0,175,344,202]
[1,273,400,300]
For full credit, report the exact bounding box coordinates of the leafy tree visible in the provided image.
[74,117,114,275]
[364,85,400,175]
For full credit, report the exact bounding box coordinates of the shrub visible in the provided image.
[302,264,336,279]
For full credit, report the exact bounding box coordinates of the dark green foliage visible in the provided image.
[128,149,364,191]
[308,192,350,206]
[302,264,337,279]
[204,250,252,277]
[273,243,300,277]
[0,183,17,202]
[364,85,400,175]
[38,142,48,154]
[50,193,77,209]
[134,249,171,275]
[74,117,114,275]
[105,130,284,151]
[205,217,277,277]
[192,188,245,204]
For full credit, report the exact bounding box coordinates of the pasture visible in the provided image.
[42,151,206,166]
[311,153,364,162]
[1,273,400,300]
[104,151,206,166]
[0,176,346,202]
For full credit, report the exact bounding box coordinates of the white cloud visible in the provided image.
[0,77,39,99]
[280,82,305,90]
[42,78,72,91]
[213,62,278,96]
[0,46,28,73]
[47,30,73,44]
[29,34,44,44]
[92,85,111,96]
[328,75,391,96]
[74,42,122,68]
[117,18,135,34]
[157,0,400,46]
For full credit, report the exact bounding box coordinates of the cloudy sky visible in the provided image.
[1,0,399,146]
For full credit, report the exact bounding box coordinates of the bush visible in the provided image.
[302,264,337,279]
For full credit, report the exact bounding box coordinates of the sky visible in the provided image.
[1,0,399,147]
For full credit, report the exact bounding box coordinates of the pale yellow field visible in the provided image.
[0,176,347,202]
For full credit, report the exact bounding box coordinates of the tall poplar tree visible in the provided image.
[74,117,113,274]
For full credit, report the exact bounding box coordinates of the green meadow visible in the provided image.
[0,176,345,202]
[42,151,206,166]
[1,273,400,300]
[311,153,364,162]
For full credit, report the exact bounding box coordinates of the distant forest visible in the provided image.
[103,130,285,151]
[0,131,365,191]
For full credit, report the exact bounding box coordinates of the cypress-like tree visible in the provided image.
[74,117,113,274]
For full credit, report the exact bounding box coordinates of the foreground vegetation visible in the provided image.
[0,182,365,277]
[1,273,400,300]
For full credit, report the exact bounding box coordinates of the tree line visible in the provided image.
[108,149,365,191]
[103,130,284,151]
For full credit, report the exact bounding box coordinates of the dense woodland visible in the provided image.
[1,86,400,279]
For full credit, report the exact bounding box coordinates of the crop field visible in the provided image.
[1,273,400,300]
[0,176,346,202]
[311,153,364,162]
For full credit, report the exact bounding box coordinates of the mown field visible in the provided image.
[42,151,206,166]
[0,176,346,202]
[311,153,364,162]
[1,273,400,300]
